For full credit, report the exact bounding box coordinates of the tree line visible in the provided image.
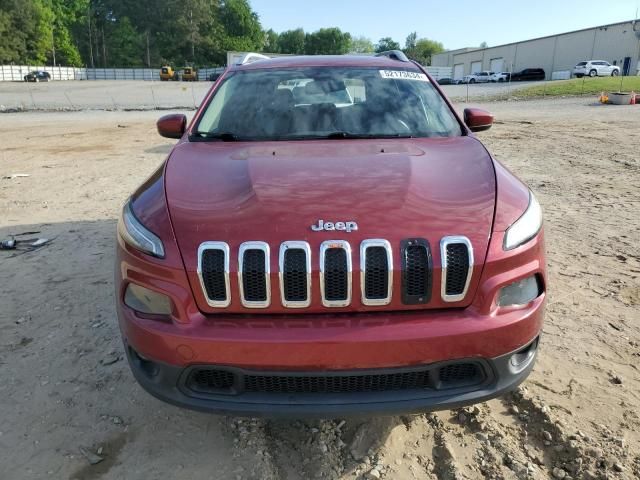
[0,0,444,67]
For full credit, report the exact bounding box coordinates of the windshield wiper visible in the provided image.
[190,131,240,142]
[325,132,415,139]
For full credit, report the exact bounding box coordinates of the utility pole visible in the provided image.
[88,6,94,68]
[51,26,56,66]
[190,9,195,63]
[146,31,151,68]
[102,27,107,67]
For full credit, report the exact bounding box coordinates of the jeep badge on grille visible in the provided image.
[311,219,358,233]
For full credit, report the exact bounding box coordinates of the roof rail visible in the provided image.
[237,52,270,65]
[375,50,410,62]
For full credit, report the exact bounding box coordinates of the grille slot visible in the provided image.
[440,236,473,302]
[183,361,486,397]
[279,242,311,308]
[197,242,230,307]
[361,240,392,305]
[401,239,432,304]
[239,242,270,308]
[320,241,352,307]
[438,363,483,388]
[187,369,235,393]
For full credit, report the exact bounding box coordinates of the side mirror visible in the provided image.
[464,108,494,132]
[157,114,187,139]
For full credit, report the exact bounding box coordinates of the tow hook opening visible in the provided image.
[509,337,539,373]
[129,346,160,379]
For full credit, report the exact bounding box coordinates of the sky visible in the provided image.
[250,0,640,50]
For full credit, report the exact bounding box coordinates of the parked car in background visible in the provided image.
[181,67,198,81]
[116,52,546,416]
[490,72,511,83]
[437,77,453,85]
[208,72,221,82]
[461,71,494,84]
[159,66,179,81]
[573,61,620,78]
[510,68,545,81]
[23,70,51,82]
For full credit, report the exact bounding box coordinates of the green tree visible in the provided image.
[263,28,279,52]
[106,16,143,66]
[349,36,374,53]
[405,31,417,51]
[0,0,44,64]
[479,41,488,48]
[277,28,305,54]
[408,38,444,66]
[304,27,351,55]
[375,37,400,53]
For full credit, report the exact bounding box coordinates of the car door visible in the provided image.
[602,62,613,75]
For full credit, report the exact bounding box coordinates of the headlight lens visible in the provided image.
[124,283,172,315]
[118,200,165,258]
[503,191,542,250]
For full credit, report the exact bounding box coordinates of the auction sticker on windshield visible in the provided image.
[379,70,430,82]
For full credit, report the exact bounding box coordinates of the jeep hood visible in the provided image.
[165,137,496,312]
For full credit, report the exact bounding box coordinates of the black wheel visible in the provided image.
[589,69,597,77]
[469,78,476,84]
[575,74,583,78]
[498,78,504,83]
[611,70,619,77]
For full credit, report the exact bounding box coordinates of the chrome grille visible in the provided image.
[320,240,352,307]
[197,236,472,308]
[197,242,230,307]
[238,242,270,308]
[440,236,473,302]
[279,241,311,308]
[361,239,392,305]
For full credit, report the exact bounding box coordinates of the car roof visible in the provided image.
[230,55,422,71]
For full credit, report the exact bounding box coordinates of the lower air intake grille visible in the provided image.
[283,248,308,302]
[183,361,486,397]
[323,248,348,302]
[201,249,227,302]
[244,370,431,394]
[445,243,470,296]
[242,249,267,302]
[364,246,390,300]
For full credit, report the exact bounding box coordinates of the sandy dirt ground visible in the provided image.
[1,98,639,480]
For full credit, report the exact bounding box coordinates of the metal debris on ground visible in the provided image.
[1,236,52,254]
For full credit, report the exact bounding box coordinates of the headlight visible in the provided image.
[503,191,542,250]
[118,200,165,258]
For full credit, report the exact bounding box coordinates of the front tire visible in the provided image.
[469,78,476,84]
[611,70,619,77]
[589,69,597,77]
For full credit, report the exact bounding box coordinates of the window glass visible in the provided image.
[194,67,462,140]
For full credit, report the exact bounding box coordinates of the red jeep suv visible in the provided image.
[115,52,545,416]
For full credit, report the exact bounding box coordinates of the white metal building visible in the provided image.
[432,20,640,80]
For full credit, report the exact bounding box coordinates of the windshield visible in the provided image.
[193,67,462,141]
